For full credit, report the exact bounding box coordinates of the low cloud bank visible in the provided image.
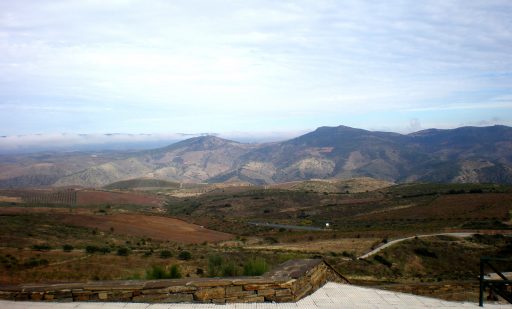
[0,131,306,154]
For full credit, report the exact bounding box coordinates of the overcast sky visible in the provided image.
[1,0,512,142]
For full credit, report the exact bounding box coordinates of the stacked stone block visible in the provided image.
[0,259,349,303]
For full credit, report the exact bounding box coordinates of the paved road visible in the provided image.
[358,232,475,259]
[1,282,509,308]
[248,222,325,231]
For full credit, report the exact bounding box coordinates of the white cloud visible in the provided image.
[0,1,511,135]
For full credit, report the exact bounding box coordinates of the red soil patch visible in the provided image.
[57,213,233,244]
[0,208,233,244]
[358,193,512,220]
[77,190,162,207]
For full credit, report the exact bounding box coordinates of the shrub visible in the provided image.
[208,255,224,277]
[178,251,191,260]
[222,261,239,277]
[341,251,355,259]
[85,245,99,254]
[243,258,268,276]
[99,247,111,254]
[160,250,172,259]
[169,264,182,278]
[146,265,181,279]
[117,247,130,256]
[23,257,49,268]
[62,244,74,252]
[32,244,51,251]
[146,265,167,279]
[414,247,438,258]
[264,237,278,244]
[374,255,392,267]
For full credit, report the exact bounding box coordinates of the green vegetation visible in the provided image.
[116,247,130,256]
[178,251,191,260]
[145,264,182,279]
[0,181,511,305]
[31,244,52,251]
[85,245,111,254]
[243,258,269,276]
[159,250,173,259]
[207,255,224,277]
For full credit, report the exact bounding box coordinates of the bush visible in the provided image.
[414,247,438,258]
[23,257,49,268]
[117,247,130,256]
[222,261,239,277]
[62,244,74,252]
[208,255,224,277]
[32,244,52,251]
[374,255,392,267]
[264,237,278,244]
[85,245,99,254]
[99,247,111,254]
[146,265,181,279]
[341,251,355,259]
[178,251,191,260]
[160,250,173,259]
[146,265,167,279]
[169,264,182,278]
[243,258,268,276]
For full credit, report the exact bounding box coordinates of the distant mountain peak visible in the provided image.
[159,134,241,152]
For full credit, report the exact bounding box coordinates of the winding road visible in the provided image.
[358,232,475,259]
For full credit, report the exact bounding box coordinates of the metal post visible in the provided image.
[479,258,484,307]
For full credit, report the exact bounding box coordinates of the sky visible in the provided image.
[1,0,512,149]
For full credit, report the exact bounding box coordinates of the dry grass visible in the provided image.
[246,238,379,256]
[0,248,198,284]
[0,196,22,203]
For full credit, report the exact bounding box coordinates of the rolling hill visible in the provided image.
[0,125,511,188]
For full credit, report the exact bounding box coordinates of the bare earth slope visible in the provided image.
[1,125,511,188]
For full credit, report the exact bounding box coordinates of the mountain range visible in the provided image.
[1,124,511,188]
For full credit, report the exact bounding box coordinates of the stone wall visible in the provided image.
[0,259,349,304]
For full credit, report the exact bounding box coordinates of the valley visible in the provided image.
[0,179,510,302]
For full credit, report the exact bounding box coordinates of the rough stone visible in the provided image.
[193,287,226,301]
[84,281,144,291]
[168,285,197,293]
[133,293,193,302]
[109,291,133,301]
[30,292,44,300]
[273,295,294,302]
[0,291,14,300]
[73,292,91,301]
[232,278,274,285]
[166,293,194,302]
[225,295,265,303]
[275,289,292,297]
[188,279,232,287]
[54,290,72,299]
[144,280,186,289]
[14,292,29,301]
[141,288,169,295]
[43,293,54,301]
[257,289,275,297]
